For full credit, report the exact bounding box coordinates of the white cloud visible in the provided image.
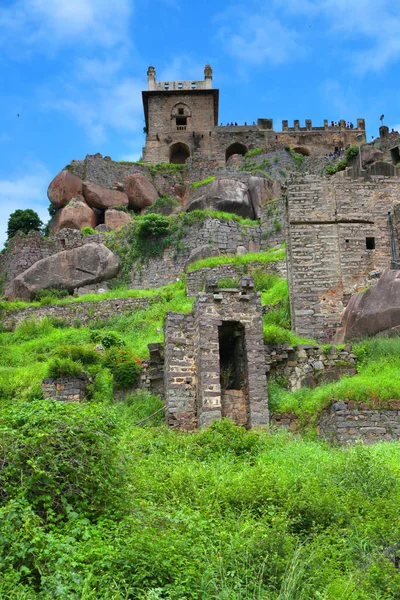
[158,56,206,82]
[0,163,51,248]
[214,4,302,67]
[0,0,133,50]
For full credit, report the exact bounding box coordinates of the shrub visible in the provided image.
[137,213,169,238]
[55,345,101,366]
[47,357,83,378]
[81,226,97,235]
[345,145,359,161]
[103,347,142,389]
[252,269,279,292]
[113,206,128,212]
[146,195,180,214]
[90,330,125,348]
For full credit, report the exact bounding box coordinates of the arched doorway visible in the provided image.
[169,142,191,164]
[292,146,310,156]
[225,142,248,162]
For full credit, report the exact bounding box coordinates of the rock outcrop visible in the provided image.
[361,145,384,166]
[82,181,129,210]
[248,176,280,218]
[339,270,400,340]
[48,170,83,208]
[124,173,158,209]
[104,209,132,230]
[187,245,220,265]
[187,178,255,219]
[7,243,120,301]
[51,197,96,233]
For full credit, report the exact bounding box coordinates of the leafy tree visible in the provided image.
[7,209,43,239]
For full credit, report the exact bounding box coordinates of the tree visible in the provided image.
[7,209,43,239]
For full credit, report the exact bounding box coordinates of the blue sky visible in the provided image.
[1,0,400,247]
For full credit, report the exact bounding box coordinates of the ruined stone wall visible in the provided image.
[164,312,197,430]
[186,260,287,297]
[286,175,400,341]
[3,296,158,329]
[42,374,90,402]
[140,343,165,400]
[265,344,357,392]
[129,218,267,289]
[318,400,400,444]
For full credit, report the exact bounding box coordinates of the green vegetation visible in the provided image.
[190,176,216,189]
[7,209,43,239]
[290,150,305,168]
[148,162,188,176]
[81,226,97,235]
[113,205,128,213]
[187,246,285,272]
[145,194,180,214]
[47,356,84,378]
[345,145,360,161]
[244,148,264,158]
[242,157,271,173]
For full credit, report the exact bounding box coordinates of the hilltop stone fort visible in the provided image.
[142,64,367,164]
[1,64,400,437]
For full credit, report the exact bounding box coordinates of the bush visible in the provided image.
[190,176,216,189]
[146,195,180,214]
[81,226,97,235]
[103,347,142,390]
[217,277,239,288]
[7,209,43,239]
[345,145,359,161]
[244,148,263,158]
[55,345,101,366]
[113,206,128,212]
[252,269,279,292]
[137,213,170,239]
[47,357,83,378]
[90,330,125,348]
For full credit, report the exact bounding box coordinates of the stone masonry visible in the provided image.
[318,399,400,444]
[164,277,268,430]
[286,175,400,341]
[42,374,90,402]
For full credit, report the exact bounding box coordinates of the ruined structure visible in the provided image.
[164,277,268,430]
[142,65,366,164]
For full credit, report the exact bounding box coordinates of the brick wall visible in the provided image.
[42,374,90,402]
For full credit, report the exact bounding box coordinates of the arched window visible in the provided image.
[170,142,190,164]
[292,146,310,156]
[171,103,191,131]
[225,142,248,162]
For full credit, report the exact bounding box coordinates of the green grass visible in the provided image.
[244,148,264,158]
[190,176,216,189]
[187,246,286,272]
[268,338,400,418]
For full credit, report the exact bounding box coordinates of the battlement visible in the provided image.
[280,118,366,133]
[147,64,213,92]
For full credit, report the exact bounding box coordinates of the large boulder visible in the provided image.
[82,181,129,210]
[248,176,280,218]
[124,173,158,209]
[104,209,132,230]
[187,178,255,219]
[361,145,384,166]
[51,196,96,233]
[339,270,400,341]
[187,244,220,265]
[7,243,120,301]
[48,170,83,208]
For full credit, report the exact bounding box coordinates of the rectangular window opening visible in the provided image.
[191,82,196,89]
[366,236,375,250]
[178,83,183,89]
[176,117,187,127]
[178,108,184,115]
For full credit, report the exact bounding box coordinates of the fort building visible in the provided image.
[142,65,367,165]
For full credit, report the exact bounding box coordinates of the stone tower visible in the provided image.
[142,65,219,164]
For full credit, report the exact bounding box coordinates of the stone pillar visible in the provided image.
[306,119,312,130]
[147,66,156,91]
[324,119,328,130]
[282,120,288,131]
[204,64,213,89]
[379,125,389,139]
[294,120,300,130]
[357,118,366,131]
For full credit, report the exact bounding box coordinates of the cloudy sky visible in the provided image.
[1,0,400,246]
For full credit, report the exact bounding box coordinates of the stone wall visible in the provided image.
[318,399,400,444]
[140,343,165,400]
[265,344,357,392]
[129,217,268,289]
[186,260,287,297]
[286,175,400,341]
[3,296,158,330]
[42,374,90,402]
[164,280,268,430]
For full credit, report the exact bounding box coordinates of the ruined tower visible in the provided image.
[142,65,219,164]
